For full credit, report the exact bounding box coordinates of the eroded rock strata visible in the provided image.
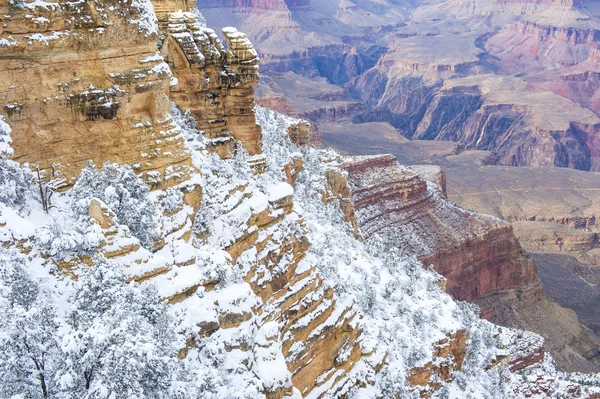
[0,0,194,188]
[341,154,541,316]
[341,154,600,372]
[160,11,264,160]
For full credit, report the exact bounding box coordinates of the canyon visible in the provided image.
[1,0,600,397]
[196,0,600,171]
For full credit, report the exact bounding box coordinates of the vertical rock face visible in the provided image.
[0,0,193,188]
[341,154,542,318]
[158,10,263,160]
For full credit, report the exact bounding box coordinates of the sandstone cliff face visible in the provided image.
[0,0,193,188]
[159,11,263,160]
[341,154,543,319]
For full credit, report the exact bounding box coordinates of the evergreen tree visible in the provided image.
[57,257,177,399]
[0,251,61,399]
[71,162,159,249]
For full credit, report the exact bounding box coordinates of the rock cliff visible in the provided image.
[340,153,600,372]
[341,154,542,317]
[0,0,193,188]
[159,11,264,161]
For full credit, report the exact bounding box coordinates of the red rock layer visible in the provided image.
[342,154,542,319]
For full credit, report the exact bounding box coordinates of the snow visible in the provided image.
[265,182,294,202]
[139,52,164,64]
[0,37,17,47]
[21,0,61,9]
[253,322,293,391]
[128,0,158,37]
[0,84,598,398]
[0,115,13,155]
[27,31,68,45]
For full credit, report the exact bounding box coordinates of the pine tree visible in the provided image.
[57,257,178,399]
[0,250,61,399]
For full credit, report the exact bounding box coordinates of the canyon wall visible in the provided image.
[0,0,196,188]
[341,154,542,316]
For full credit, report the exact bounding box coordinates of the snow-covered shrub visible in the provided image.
[0,115,32,207]
[0,251,186,399]
[233,143,253,180]
[36,213,103,258]
[172,336,265,399]
[71,162,159,249]
[0,157,32,207]
[191,8,206,27]
[58,257,178,399]
[0,114,13,156]
[0,250,61,399]
[159,187,184,214]
[171,103,204,144]
[129,0,159,36]
[33,164,66,213]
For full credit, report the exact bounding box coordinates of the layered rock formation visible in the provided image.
[341,154,541,316]
[0,0,193,188]
[413,75,600,171]
[486,20,600,74]
[160,11,264,160]
[196,0,600,175]
[340,153,600,372]
[3,0,600,396]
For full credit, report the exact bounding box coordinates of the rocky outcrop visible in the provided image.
[322,165,361,237]
[159,11,264,160]
[341,154,542,319]
[339,153,600,372]
[407,330,468,397]
[0,0,194,188]
[286,120,311,147]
